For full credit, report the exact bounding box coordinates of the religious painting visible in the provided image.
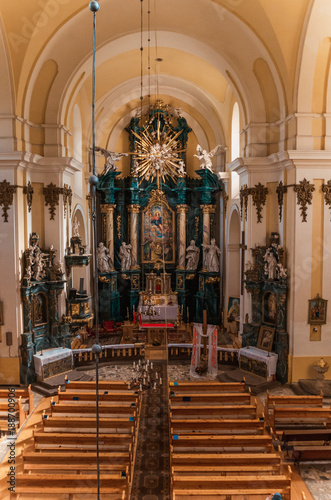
[227,297,240,322]
[308,294,327,325]
[257,325,275,352]
[142,191,175,263]
[263,291,277,326]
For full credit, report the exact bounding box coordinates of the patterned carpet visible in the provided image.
[131,360,170,499]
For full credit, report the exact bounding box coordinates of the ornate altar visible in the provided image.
[20,233,68,384]
[243,232,289,383]
[96,101,223,332]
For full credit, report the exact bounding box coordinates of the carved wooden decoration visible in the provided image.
[294,178,315,222]
[249,182,268,223]
[322,180,331,220]
[276,181,287,222]
[62,185,72,218]
[240,184,249,221]
[43,183,62,220]
[0,179,17,222]
[23,181,34,213]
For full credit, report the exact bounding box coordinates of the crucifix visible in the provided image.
[202,309,208,356]
[239,231,247,295]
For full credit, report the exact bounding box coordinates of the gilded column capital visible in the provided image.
[127,204,141,214]
[101,204,116,214]
[176,204,188,214]
[200,204,216,214]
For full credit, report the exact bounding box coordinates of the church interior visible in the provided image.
[1,0,331,498]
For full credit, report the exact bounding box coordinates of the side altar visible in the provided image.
[96,101,224,328]
[242,232,289,384]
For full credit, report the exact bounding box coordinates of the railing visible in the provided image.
[168,344,239,365]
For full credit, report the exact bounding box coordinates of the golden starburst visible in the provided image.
[132,113,186,185]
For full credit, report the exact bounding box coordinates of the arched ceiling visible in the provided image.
[1,0,328,159]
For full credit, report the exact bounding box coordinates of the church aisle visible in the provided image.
[131,360,171,499]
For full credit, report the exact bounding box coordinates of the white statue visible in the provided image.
[72,217,80,237]
[186,240,200,271]
[194,144,226,172]
[54,260,66,277]
[202,238,221,272]
[95,147,128,174]
[178,160,186,177]
[32,247,48,281]
[97,242,113,272]
[245,260,254,271]
[119,242,132,271]
[264,249,278,280]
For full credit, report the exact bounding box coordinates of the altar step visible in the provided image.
[217,368,280,395]
[145,345,168,360]
[32,369,93,397]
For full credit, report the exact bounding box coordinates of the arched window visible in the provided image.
[231,102,240,198]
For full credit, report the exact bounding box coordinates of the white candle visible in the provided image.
[156,372,158,379]
[143,377,146,385]
[140,384,142,391]
[148,375,150,382]
[139,359,141,366]
[151,362,153,369]
[154,382,157,389]
[133,361,135,367]
[128,382,131,389]
[159,377,162,385]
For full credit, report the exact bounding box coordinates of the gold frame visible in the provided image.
[257,325,275,352]
[141,190,175,264]
[308,295,327,325]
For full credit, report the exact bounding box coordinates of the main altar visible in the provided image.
[96,101,223,346]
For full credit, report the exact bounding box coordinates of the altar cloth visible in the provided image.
[33,348,73,377]
[238,346,278,377]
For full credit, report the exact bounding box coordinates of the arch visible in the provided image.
[71,204,87,247]
[73,104,83,163]
[71,204,89,294]
[0,14,15,151]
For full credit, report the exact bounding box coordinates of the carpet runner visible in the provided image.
[131,360,170,499]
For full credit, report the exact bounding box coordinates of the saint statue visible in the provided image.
[119,242,132,271]
[72,217,80,237]
[97,242,113,273]
[264,248,278,280]
[186,240,200,271]
[202,238,221,272]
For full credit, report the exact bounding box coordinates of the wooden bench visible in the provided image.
[169,392,251,405]
[171,473,291,499]
[170,418,265,434]
[50,400,138,417]
[0,384,34,415]
[271,406,331,432]
[171,452,282,470]
[57,388,140,403]
[169,381,246,393]
[170,404,257,419]
[171,434,274,452]
[63,380,134,391]
[292,445,331,463]
[33,430,134,452]
[280,428,331,445]
[14,473,128,498]
[42,414,137,433]
[265,391,324,426]
[0,396,26,436]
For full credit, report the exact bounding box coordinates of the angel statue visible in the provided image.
[194,144,226,172]
[94,147,128,175]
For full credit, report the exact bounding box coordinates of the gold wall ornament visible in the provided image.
[200,204,216,215]
[23,181,34,213]
[276,181,287,222]
[176,274,184,290]
[86,194,92,216]
[117,214,121,239]
[294,178,315,222]
[205,276,220,284]
[186,274,195,280]
[84,303,90,314]
[249,182,268,223]
[322,180,331,220]
[239,184,249,221]
[99,276,111,283]
[71,304,80,316]
[223,193,229,217]
[128,204,140,214]
[121,274,130,280]
[43,183,62,220]
[132,274,139,289]
[0,179,17,222]
[176,204,188,214]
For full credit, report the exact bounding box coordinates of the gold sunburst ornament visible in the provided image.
[132,111,186,186]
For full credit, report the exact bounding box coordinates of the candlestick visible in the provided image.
[154,382,156,389]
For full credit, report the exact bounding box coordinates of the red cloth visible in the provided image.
[138,313,173,328]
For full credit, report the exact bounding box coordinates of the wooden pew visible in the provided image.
[50,401,138,417]
[0,384,34,415]
[280,428,331,445]
[171,451,282,471]
[14,473,128,498]
[170,418,265,434]
[265,391,324,425]
[57,388,140,403]
[64,380,133,391]
[292,445,331,463]
[0,396,26,436]
[169,381,246,393]
[171,434,274,452]
[33,430,134,452]
[271,406,331,432]
[171,473,291,500]
[169,392,251,405]
[170,404,257,419]
[42,414,137,433]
